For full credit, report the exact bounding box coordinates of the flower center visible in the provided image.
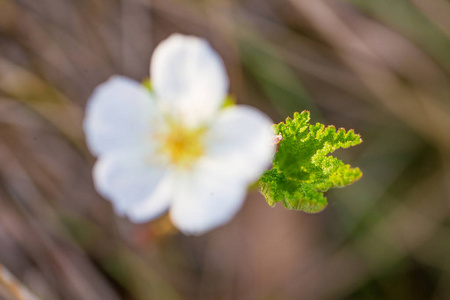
[160,123,206,168]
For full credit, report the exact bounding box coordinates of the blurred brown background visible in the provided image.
[1,0,450,299]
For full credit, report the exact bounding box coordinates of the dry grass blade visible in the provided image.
[0,265,40,300]
[288,0,450,152]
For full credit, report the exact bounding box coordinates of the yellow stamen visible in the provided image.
[159,122,206,168]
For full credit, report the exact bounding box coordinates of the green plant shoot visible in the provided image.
[260,111,362,213]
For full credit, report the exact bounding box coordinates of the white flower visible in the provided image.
[84,34,275,235]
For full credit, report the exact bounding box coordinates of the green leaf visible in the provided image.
[260,111,362,213]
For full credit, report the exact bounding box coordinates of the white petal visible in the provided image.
[169,164,247,235]
[126,171,175,223]
[93,149,172,221]
[204,106,276,183]
[84,76,160,156]
[151,34,228,127]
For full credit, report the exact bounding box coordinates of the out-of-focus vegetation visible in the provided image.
[0,0,450,299]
